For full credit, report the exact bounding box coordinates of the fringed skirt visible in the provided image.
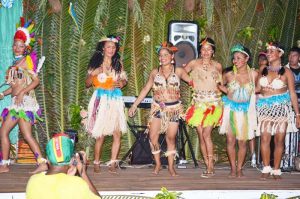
[1,95,42,125]
[149,101,183,133]
[256,92,297,136]
[86,88,127,138]
[220,97,255,140]
[185,100,223,128]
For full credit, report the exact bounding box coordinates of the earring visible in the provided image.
[171,59,174,64]
[159,61,162,65]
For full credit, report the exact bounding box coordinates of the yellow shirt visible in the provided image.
[26,172,100,199]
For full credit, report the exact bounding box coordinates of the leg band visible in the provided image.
[1,159,10,165]
[261,166,272,174]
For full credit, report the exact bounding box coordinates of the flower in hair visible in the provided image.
[200,37,215,47]
[99,36,120,43]
[155,41,178,53]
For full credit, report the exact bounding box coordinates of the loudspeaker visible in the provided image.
[130,131,168,165]
[168,20,199,67]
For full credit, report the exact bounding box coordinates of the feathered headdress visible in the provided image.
[200,37,215,47]
[230,43,249,57]
[14,17,35,47]
[155,42,178,54]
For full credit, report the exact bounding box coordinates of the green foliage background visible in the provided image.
[23,0,300,162]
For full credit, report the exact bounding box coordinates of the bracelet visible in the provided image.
[0,92,4,99]
[296,113,300,116]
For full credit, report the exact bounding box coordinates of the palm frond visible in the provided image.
[279,0,298,52]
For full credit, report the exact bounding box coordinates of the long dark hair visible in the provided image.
[88,35,122,73]
[262,42,285,76]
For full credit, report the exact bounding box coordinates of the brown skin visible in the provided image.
[85,41,127,173]
[0,39,47,174]
[257,48,300,180]
[128,48,192,176]
[184,44,223,175]
[220,52,258,178]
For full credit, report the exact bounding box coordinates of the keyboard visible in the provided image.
[122,96,152,108]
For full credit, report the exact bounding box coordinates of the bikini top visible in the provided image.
[227,71,254,102]
[152,67,181,102]
[259,76,287,90]
[228,80,254,102]
[153,68,180,90]
[6,66,34,88]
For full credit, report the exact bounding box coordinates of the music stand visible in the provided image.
[177,119,199,168]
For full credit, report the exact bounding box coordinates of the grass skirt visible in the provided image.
[1,95,42,125]
[86,88,127,138]
[149,101,183,133]
[186,100,222,128]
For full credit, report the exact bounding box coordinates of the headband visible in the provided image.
[230,44,249,57]
[99,36,120,43]
[200,37,215,47]
[155,41,178,53]
[266,42,284,54]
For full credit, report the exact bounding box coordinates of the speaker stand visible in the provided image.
[177,119,199,168]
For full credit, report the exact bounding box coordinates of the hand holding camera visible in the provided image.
[69,151,87,177]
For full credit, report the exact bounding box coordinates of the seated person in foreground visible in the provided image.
[26,134,101,199]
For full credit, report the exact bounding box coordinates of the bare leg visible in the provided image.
[226,132,236,178]
[0,116,18,173]
[19,119,48,174]
[249,138,255,155]
[149,118,162,174]
[249,138,256,167]
[273,132,286,180]
[260,132,271,179]
[196,126,208,167]
[166,122,179,177]
[237,140,247,178]
[109,131,121,173]
[203,126,214,173]
[94,136,105,173]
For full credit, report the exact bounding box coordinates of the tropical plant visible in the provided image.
[22,0,300,162]
[154,187,183,199]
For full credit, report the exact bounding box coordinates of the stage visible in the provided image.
[0,163,300,199]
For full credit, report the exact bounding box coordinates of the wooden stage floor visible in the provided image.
[0,163,300,193]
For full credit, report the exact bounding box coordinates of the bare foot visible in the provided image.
[30,163,48,174]
[108,163,118,174]
[152,164,161,175]
[201,170,215,178]
[0,165,9,173]
[273,175,282,181]
[260,173,270,180]
[94,163,100,173]
[228,171,236,178]
[237,170,245,178]
[168,167,179,177]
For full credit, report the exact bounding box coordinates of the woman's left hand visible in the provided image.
[15,90,25,105]
[113,80,125,89]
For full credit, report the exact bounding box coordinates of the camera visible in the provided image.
[72,152,84,166]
